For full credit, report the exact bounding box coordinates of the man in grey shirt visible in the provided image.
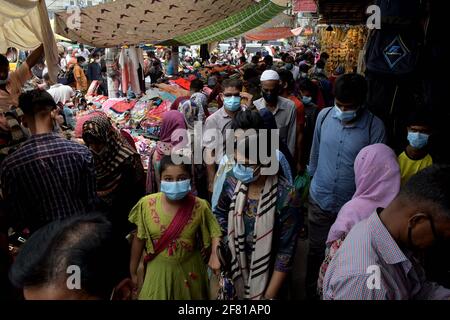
[253,70,297,157]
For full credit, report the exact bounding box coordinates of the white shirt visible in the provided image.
[65,54,72,65]
[79,49,90,61]
[291,65,300,81]
[47,83,75,105]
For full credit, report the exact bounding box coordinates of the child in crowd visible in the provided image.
[398,112,433,186]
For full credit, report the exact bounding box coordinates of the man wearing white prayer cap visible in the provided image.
[253,70,297,158]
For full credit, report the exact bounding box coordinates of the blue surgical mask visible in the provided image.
[233,164,257,184]
[334,105,358,122]
[407,131,429,149]
[301,96,312,105]
[160,179,191,200]
[223,96,241,112]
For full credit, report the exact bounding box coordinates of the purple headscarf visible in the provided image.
[156,110,188,158]
[326,144,401,245]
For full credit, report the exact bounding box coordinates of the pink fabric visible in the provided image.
[156,110,188,158]
[326,144,401,245]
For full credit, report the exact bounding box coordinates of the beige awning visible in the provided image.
[0,0,60,81]
[54,0,257,48]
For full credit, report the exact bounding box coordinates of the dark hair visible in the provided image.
[334,73,367,105]
[251,56,259,64]
[281,53,289,62]
[401,165,450,218]
[406,110,433,128]
[231,110,264,130]
[77,56,85,64]
[0,54,9,68]
[320,52,329,60]
[190,79,204,92]
[159,155,191,177]
[239,56,247,63]
[19,89,56,115]
[299,64,310,73]
[278,69,295,92]
[234,134,272,164]
[147,51,155,57]
[9,213,129,299]
[299,78,318,97]
[264,55,273,65]
[243,68,260,81]
[316,59,326,69]
[222,78,243,91]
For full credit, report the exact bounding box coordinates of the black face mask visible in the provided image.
[262,90,278,104]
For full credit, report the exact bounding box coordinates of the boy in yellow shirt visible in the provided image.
[398,113,433,186]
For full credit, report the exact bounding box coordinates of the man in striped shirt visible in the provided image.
[323,165,450,300]
[0,90,98,233]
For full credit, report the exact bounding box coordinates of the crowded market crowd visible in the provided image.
[0,40,449,301]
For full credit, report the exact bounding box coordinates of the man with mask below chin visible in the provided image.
[323,165,450,300]
[253,70,297,158]
[0,90,98,234]
[305,73,386,300]
[203,79,252,200]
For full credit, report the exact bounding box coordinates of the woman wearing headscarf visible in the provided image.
[146,110,189,194]
[317,143,401,297]
[82,115,145,239]
[213,133,301,300]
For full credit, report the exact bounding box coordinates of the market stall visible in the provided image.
[317,25,367,74]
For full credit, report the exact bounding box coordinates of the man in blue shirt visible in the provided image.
[305,73,386,299]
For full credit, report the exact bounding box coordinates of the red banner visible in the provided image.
[245,27,294,41]
[293,0,317,13]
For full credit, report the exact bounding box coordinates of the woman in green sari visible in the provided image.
[129,155,221,300]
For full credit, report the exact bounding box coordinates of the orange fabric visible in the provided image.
[245,27,294,41]
[73,64,88,91]
[289,96,305,126]
[171,78,191,91]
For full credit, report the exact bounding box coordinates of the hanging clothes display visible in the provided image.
[127,47,141,95]
[118,49,130,95]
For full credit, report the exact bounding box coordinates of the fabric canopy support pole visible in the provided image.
[0,0,60,82]
[171,46,179,76]
[54,0,256,48]
[173,0,287,45]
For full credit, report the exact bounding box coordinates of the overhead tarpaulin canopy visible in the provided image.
[246,12,295,34]
[245,27,294,41]
[173,0,288,45]
[0,0,59,81]
[54,0,256,48]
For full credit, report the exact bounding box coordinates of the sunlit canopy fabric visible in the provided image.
[245,26,294,41]
[245,12,295,35]
[173,0,287,45]
[0,0,59,81]
[54,0,256,48]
